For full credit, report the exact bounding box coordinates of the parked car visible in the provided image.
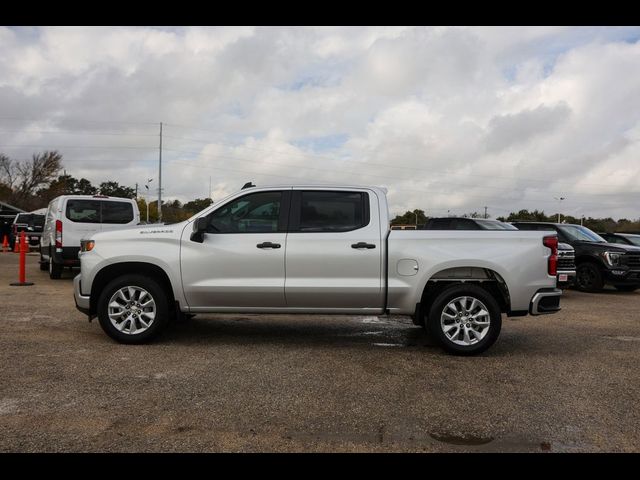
[74,185,561,355]
[598,232,640,247]
[423,217,518,230]
[40,195,140,279]
[10,213,45,250]
[511,222,640,292]
[557,242,576,288]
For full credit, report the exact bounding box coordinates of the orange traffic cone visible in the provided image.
[1,235,8,253]
[13,235,20,253]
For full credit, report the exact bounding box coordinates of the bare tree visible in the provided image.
[0,153,16,189]
[0,151,63,208]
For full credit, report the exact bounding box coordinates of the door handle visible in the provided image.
[351,242,376,249]
[257,242,281,249]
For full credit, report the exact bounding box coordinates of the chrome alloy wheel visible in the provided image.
[107,286,156,335]
[440,296,491,346]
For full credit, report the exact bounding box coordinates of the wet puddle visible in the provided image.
[603,335,640,342]
[429,432,494,446]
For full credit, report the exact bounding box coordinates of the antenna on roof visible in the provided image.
[242,182,256,190]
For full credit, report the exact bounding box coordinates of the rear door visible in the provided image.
[63,198,103,247]
[284,189,383,310]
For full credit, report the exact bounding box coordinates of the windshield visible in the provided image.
[621,235,640,247]
[475,219,518,230]
[559,225,606,243]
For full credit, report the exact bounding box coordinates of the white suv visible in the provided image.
[40,195,140,278]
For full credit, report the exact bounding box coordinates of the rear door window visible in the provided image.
[293,191,368,232]
[66,200,101,223]
[101,201,134,224]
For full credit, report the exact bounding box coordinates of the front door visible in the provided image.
[181,190,290,309]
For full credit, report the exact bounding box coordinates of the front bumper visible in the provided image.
[603,269,640,285]
[557,270,576,288]
[73,274,91,316]
[529,288,562,315]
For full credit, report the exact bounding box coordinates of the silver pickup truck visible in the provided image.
[74,185,561,355]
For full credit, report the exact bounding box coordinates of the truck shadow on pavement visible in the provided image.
[162,315,440,350]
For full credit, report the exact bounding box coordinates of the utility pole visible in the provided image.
[209,176,212,200]
[158,122,163,223]
[135,183,138,199]
[484,206,488,219]
[144,179,153,223]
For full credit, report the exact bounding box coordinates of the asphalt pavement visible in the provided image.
[0,253,638,452]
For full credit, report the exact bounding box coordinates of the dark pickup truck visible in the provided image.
[10,213,45,250]
[512,222,640,292]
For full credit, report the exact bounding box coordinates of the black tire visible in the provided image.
[426,284,502,356]
[39,254,48,271]
[575,262,604,292]
[614,285,639,292]
[97,274,170,344]
[49,253,63,279]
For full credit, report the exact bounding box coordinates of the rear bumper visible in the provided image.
[73,274,91,316]
[41,245,81,266]
[529,288,562,315]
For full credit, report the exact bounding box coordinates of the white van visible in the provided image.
[40,195,140,278]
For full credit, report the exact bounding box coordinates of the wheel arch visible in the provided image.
[413,266,511,326]
[90,262,175,316]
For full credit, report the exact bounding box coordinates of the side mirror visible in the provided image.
[190,217,209,243]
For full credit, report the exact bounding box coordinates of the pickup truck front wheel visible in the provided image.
[427,284,502,356]
[97,274,169,344]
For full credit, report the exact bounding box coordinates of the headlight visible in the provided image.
[80,240,95,252]
[602,251,622,267]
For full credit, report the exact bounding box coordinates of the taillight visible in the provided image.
[55,220,63,248]
[543,235,558,276]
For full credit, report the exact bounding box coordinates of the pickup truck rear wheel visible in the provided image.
[427,284,502,356]
[97,274,169,344]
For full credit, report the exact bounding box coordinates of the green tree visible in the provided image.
[390,209,428,226]
[99,181,136,198]
[183,198,213,215]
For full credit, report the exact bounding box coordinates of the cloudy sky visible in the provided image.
[1,26,640,219]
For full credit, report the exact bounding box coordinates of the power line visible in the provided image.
[162,147,640,204]
[0,129,158,137]
[0,117,159,126]
[161,130,640,190]
[0,144,155,150]
[164,157,634,209]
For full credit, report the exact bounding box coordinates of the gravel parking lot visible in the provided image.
[0,253,638,452]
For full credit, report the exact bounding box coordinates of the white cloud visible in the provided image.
[1,26,640,220]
